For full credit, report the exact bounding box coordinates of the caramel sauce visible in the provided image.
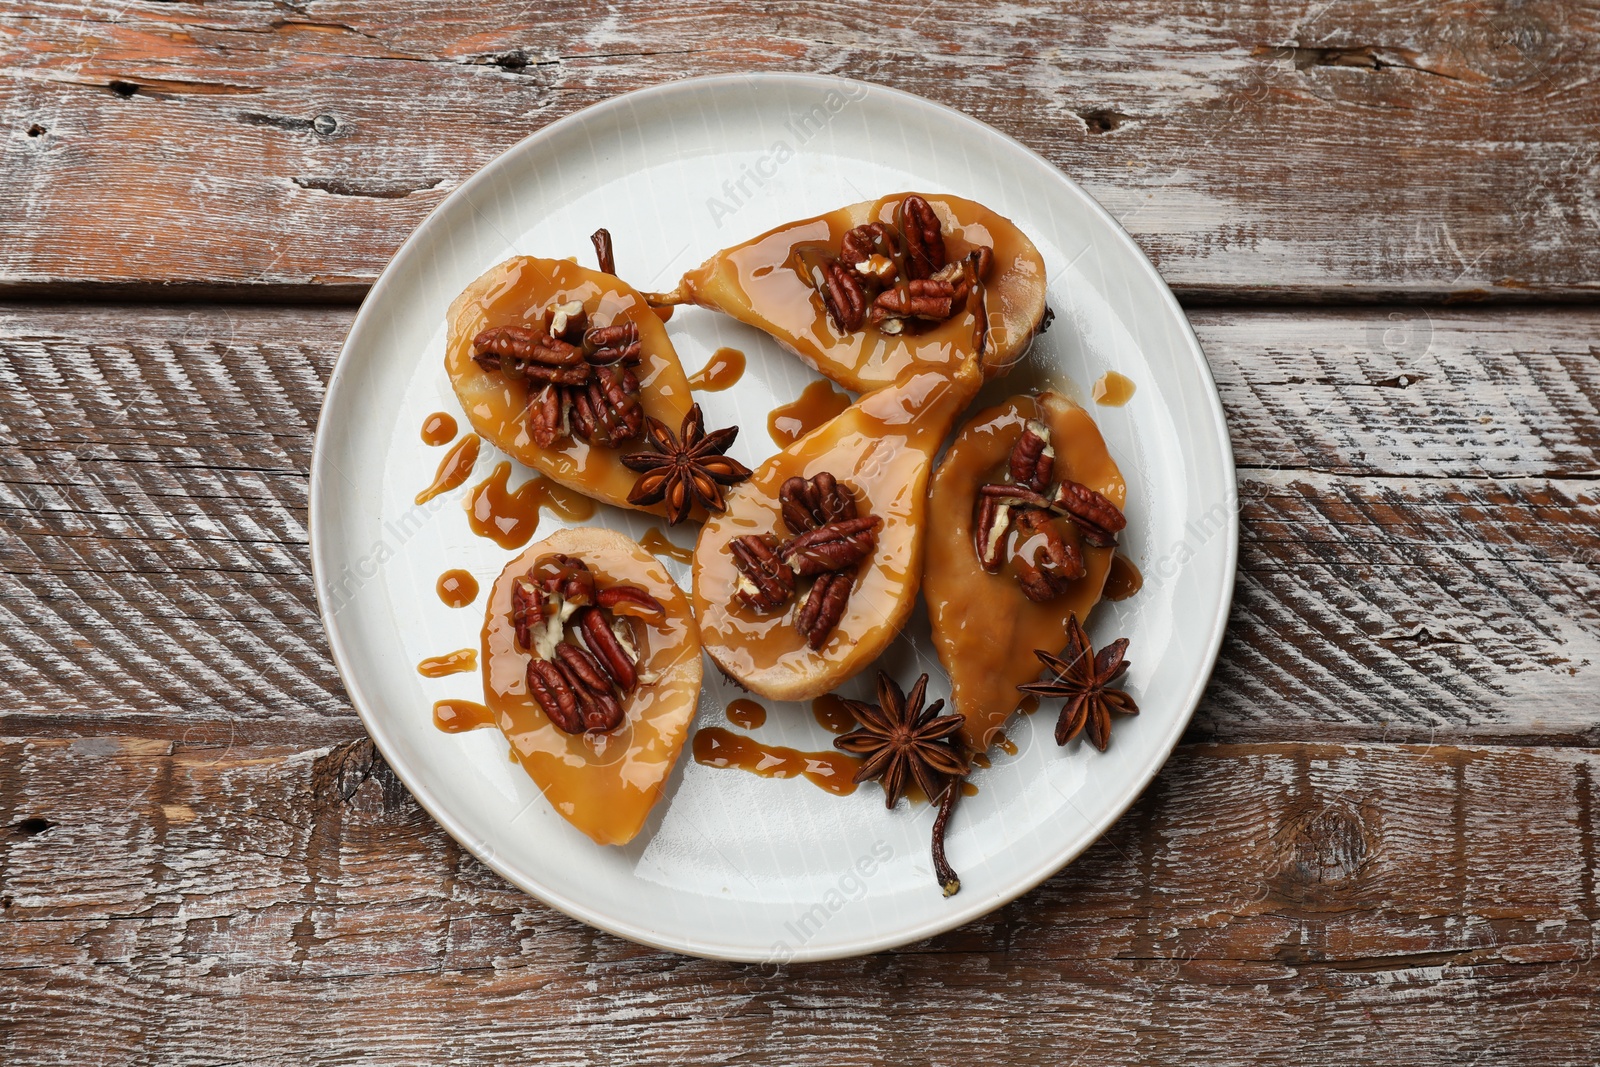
[687,347,746,392]
[811,693,857,734]
[995,731,1018,756]
[692,727,859,797]
[433,698,495,734]
[1092,371,1137,406]
[1104,554,1144,601]
[444,256,695,515]
[726,698,767,730]
[465,460,597,551]
[962,781,980,797]
[421,411,458,446]
[694,362,984,702]
[767,378,853,447]
[654,304,675,323]
[924,393,1126,753]
[680,192,1047,391]
[481,528,703,846]
[436,568,480,608]
[639,526,694,566]
[416,433,480,505]
[972,752,992,769]
[418,648,477,678]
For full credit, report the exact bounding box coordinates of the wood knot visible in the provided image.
[1274,800,1378,894]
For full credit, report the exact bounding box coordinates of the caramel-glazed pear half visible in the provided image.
[670,192,1048,392]
[446,256,695,516]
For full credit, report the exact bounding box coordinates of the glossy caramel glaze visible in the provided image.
[691,727,858,797]
[433,699,494,734]
[639,527,694,566]
[482,527,702,846]
[445,257,695,515]
[924,392,1126,753]
[436,568,479,608]
[416,434,480,505]
[768,378,853,448]
[418,648,477,678]
[726,698,767,730]
[686,347,746,392]
[1105,554,1144,601]
[810,693,856,734]
[694,361,983,702]
[679,192,1047,392]
[1092,370,1137,406]
[464,460,597,551]
[421,411,458,446]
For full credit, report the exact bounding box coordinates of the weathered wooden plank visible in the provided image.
[3,2,1598,299]
[0,304,1595,744]
[3,736,1598,1064]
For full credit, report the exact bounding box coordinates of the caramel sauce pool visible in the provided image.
[421,411,458,446]
[995,731,1018,756]
[1092,371,1137,406]
[687,347,746,392]
[726,699,767,730]
[436,569,479,608]
[417,648,477,678]
[811,693,856,734]
[639,527,693,566]
[693,727,858,796]
[433,698,494,733]
[1104,554,1144,601]
[767,379,852,447]
[416,433,480,505]
[465,460,597,550]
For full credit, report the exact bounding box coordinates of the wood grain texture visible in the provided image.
[0,304,1594,747]
[3,735,1599,1064]
[2,2,1599,300]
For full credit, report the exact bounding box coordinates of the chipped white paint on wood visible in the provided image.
[1,1,1597,298]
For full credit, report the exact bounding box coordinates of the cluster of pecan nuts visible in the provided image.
[808,195,995,336]
[511,553,666,734]
[728,472,882,650]
[472,302,645,450]
[974,421,1127,602]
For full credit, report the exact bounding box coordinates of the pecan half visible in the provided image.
[571,364,643,446]
[898,195,947,281]
[780,516,882,578]
[472,325,588,370]
[554,646,626,733]
[841,223,897,280]
[585,321,642,365]
[527,383,567,450]
[512,575,542,652]
[779,472,858,534]
[1010,509,1085,602]
[1049,480,1126,547]
[819,258,868,333]
[730,535,795,612]
[528,658,584,734]
[596,584,666,620]
[796,567,855,650]
[574,608,639,692]
[973,494,1014,573]
[545,301,588,344]
[869,278,959,328]
[1009,420,1056,493]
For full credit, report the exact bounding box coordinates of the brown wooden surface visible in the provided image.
[3,2,1599,1063]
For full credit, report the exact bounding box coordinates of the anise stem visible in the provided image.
[932,777,963,897]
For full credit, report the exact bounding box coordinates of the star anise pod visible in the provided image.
[834,672,969,809]
[1018,616,1138,750]
[621,403,751,525]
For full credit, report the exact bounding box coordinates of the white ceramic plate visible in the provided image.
[310,73,1236,963]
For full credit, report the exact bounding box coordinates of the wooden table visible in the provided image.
[3,2,1597,1062]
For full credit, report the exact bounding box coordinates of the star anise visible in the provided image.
[1018,616,1138,750]
[621,403,751,525]
[834,672,969,809]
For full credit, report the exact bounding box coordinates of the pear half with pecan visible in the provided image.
[446,254,700,516]
[694,356,984,702]
[658,192,1048,393]
[481,527,702,846]
[923,392,1128,754]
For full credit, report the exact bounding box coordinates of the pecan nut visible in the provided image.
[545,301,588,344]
[585,321,642,365]
[840,223,897,281]
[779,516,882,578]
[1049,480,1126,547]
[556,653,626,733]
[730,535,795,612]
[1010,509,1085,602]
[575,606,639,692]
[528,658,584,734]
[596,584,666,620]
[897,195,947,281]
[527,383,566,450]
[1009,420,1056,493]
[779,472,858,534]
[472,325,588,370]
[973,494,1014,573]
[571,364,643,446]
[820,258,868,333]
[795,567,855,650]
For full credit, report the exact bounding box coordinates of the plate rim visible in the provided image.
[309,71,1238,962]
